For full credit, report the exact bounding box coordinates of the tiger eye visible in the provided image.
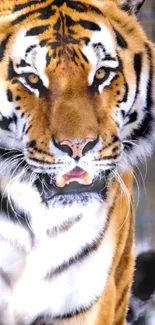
[95,68,106,80]
[27,73,40,84]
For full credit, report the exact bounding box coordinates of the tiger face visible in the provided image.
[0,0,154,206]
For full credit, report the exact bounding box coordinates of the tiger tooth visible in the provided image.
[55,176,66,187]
[56,172,94,187]
[66,178,85,185]
[84,173,94,185]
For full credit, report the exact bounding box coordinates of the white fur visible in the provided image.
[82,25,118,85]
[0,226,114,324]
[12,31,49,89]
[0,175,114,324]
[0,85,15,118]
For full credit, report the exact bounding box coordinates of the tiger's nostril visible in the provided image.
[53,137,99,159]
[82,137,99,156]
[53,137,73,156]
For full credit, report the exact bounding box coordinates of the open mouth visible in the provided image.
[55,167,93,187]
[35,167,110,202]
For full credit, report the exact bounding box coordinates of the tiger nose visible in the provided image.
[53,137,99,159]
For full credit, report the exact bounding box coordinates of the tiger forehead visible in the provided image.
[13,1,104,48]
[13,14,106,64]
[11,22,116,76]
[8,0,118,69]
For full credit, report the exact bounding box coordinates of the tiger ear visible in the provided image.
[117,0,145,14]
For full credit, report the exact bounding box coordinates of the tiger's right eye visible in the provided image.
[95,68,106,80]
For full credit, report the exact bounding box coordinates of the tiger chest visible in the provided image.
[1,222,114,325]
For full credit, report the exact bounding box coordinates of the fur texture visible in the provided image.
[0,0,154,324]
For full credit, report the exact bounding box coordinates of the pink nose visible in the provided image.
[53,137,99,159]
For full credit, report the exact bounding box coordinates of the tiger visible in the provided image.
[0,0,154,324]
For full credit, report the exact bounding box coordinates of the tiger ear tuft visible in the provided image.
[118,0,145,14]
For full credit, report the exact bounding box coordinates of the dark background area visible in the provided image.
[133,1,155,324]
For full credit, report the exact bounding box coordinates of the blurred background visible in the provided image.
[136,0,155,268]
[133,1,155,324]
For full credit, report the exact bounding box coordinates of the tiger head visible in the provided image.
[0,0,154,205]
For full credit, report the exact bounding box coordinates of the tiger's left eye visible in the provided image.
[95,68,106,80]
[27,73,40,85]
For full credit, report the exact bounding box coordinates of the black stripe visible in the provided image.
[17,59,31,68]
[114,27,128,49]
[88,4,103,15]
[37,5,56,20]
[130,44,153,141]
[99,136,120,152]
[0,34,11,62]
[39,39,50,47]
[145,44,153,111]
[12,113,17,125]
[0,193,25,226]
[48,41,61,49]
[47,214,82,237]
[25,124,32,134]
[79,20,101,31]
[28,146,54,157]
[28,156,52,164]
[97,154,120,160]
[25,45,36,57]
[103,55,117,62]
[14,0,47,12]
[11,79,22,85]
[54,297,99,318]
[134,53,142,86]
[125,111,138,125]
[133,52,142,106]
[22,123,26,135]
[12,7,55,25]
[0,117,10,130]
[46,235,103,278]
[66,1,88,13]
[81,37,90,45]
[52,0,103,15]
[66,1,103,15]
[8,60,17,80]
[26,25,50,37]
[6,89,13,102]
[121,81,129,103]
[12,11,35,25]
[46,197,114,278]
[52,0,65,7]
[46,52,51,66]
[65,14,76,27]
[31,295,99,324]
[79,49,89,63]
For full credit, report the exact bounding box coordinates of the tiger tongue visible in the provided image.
[56,167,93,187]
